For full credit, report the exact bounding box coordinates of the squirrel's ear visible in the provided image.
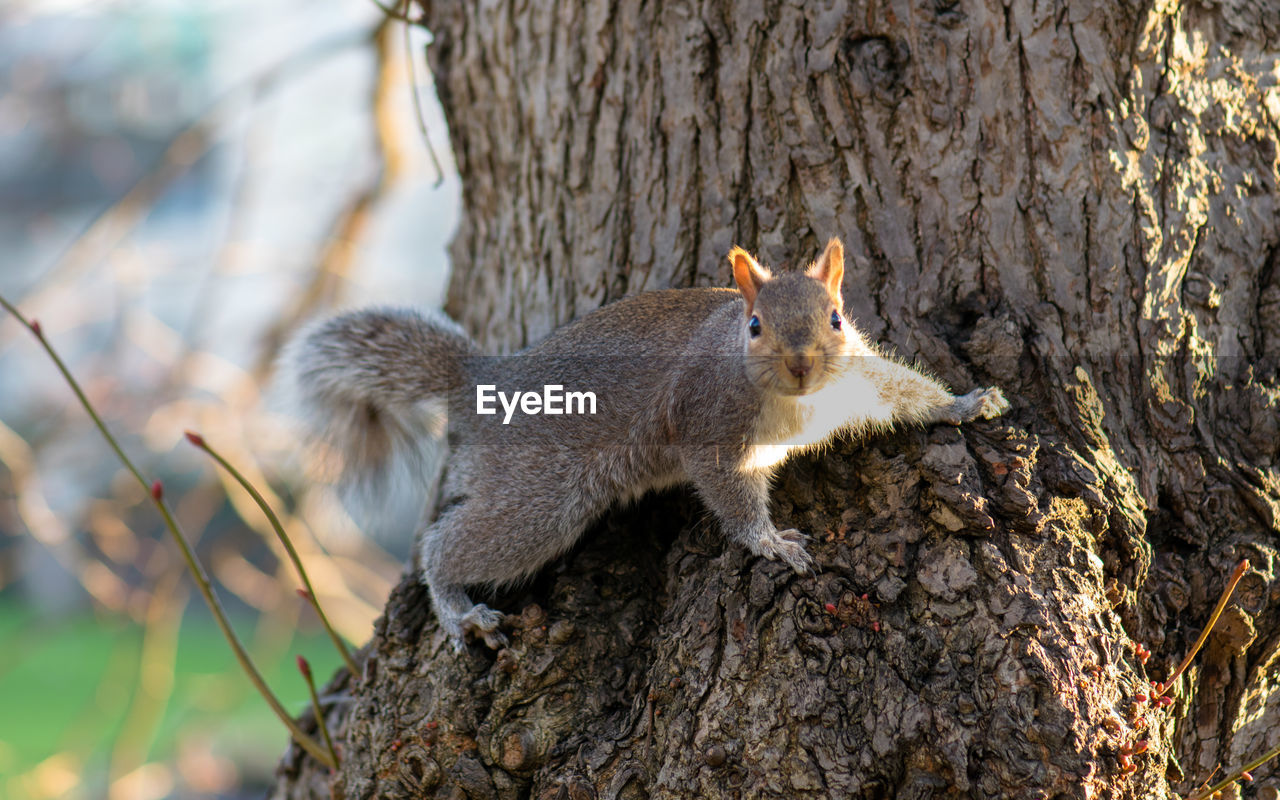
[808,237,844,303]
[729,246,770,309]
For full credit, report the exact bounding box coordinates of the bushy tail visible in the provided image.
[281,307,478,496]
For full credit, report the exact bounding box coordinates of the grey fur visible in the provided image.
[284,240,1010,650]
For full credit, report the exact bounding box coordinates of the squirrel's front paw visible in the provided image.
[947,387,1010,424]
[753,528,814,574]
[973,387,1010,419]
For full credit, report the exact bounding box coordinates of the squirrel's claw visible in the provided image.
[481,630,510,650]
[943,387,1011,424]
[755,527,815,574]
[974,387,1010,419]
[460,604,508,650]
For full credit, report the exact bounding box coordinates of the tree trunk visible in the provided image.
[272,1,1280,798]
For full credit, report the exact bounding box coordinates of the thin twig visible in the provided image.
[402,0,446,187]
[187,431,358,675]
[297,655,341,767]
[0,294,335,769]
[1153,559,1250,699]
[1188,741,1277,799]
[366,0,419,23]
[1190,765,1221,798]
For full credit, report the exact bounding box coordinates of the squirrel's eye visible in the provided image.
[830,310,842,330]
[748,315,762,338]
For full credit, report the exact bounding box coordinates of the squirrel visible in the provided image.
[283,238,1009,650]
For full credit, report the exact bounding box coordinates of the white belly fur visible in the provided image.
[746,370,882,472]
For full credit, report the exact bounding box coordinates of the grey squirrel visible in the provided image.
[284,238,1009,649]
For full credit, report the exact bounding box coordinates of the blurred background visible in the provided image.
[0,0,456,797]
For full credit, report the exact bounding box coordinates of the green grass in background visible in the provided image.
[0,599,347,799]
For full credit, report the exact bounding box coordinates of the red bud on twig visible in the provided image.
[150,480,163,502]
[296,655,312,680]
[184,430,206,448]
[30,319,42,338]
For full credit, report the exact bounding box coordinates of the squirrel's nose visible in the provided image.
[786,354,814,378]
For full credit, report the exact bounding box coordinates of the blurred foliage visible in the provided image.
[0,0,455,797]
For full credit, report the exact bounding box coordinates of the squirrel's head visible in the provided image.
[729,238,853,397]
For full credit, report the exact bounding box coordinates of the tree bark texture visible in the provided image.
[272,1,1280,798]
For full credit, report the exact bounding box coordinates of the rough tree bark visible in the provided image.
[272,1,1280,798]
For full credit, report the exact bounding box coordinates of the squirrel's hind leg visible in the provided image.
[416,457,603,650]
[418,512,511,650]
